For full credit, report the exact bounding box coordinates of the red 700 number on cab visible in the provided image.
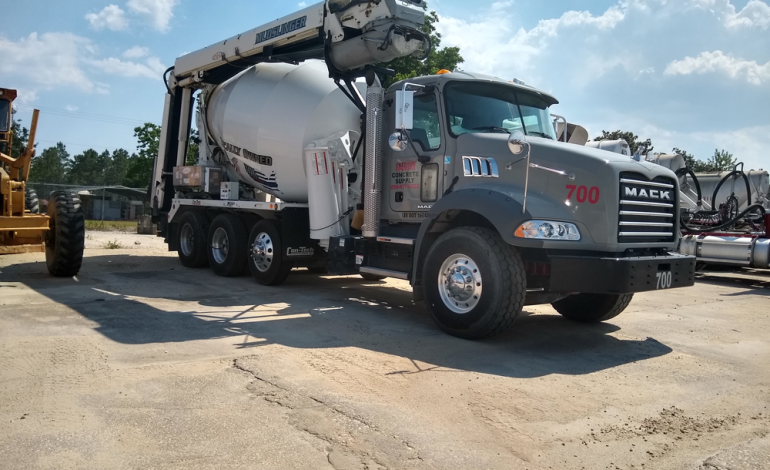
[566,185,600,204]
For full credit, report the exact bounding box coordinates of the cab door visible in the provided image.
[385,91,445,222]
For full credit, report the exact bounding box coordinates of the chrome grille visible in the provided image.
[618,172,677,243]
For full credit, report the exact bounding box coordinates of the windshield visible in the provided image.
[0,99,10,133]
[444,82,557,139]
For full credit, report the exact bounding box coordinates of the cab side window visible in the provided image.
[411,93,441,151]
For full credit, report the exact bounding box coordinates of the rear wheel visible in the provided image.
[177,211,209,268]
[25,188,40,214]
[207,213,248,277]
[551,293,633,323]
[247,219,292,285]
[422,227,526,339]
[45,191,85,277]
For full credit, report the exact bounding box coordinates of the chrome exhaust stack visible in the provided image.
[362,75,383,238]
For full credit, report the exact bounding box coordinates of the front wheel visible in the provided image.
[551,293,633,323]
[422,227,526,339]
[247,219,292,286]
[45,191,85,277]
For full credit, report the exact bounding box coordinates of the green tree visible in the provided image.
[28,142,70,184]
[594,130,654,156]
[68,149,107,185]
[10,119,30,159]
[707,149,736,172]
[380,8,464,88]
[123,123,160,188]
[186,128,199,165]
[105,148,131,186]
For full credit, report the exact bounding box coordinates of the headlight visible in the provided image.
[514,220,581,241]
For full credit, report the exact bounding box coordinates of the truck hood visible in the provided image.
[451,133,680,252]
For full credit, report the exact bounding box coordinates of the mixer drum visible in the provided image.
[206,60,362,202]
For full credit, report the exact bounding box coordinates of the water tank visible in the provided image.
[205,60,362,202]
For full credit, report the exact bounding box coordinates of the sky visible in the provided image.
[1,0,768,171]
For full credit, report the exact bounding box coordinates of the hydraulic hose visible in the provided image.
[711,169,752,211]
[675,167,702,206]
[682,204,766,233]
[163,66,175,94]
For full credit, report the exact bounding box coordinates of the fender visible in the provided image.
[411,188,536,286]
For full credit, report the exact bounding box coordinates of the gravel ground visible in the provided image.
[0,230,768,469]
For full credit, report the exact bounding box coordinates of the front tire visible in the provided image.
[45,191,85,277]
[177,211,209,268]
[422,227,526,339]
[551,293,633,323]
[25,188,40,214]
[247,219,292,286]
[207,213,248,277]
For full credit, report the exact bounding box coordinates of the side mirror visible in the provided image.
[388,131,408,152]
[508,131,527,155]
[395,89,414,130]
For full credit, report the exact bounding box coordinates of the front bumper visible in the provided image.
[548,252,695,294]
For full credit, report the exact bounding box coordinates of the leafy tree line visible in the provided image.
[594,130,737,172]
[10,120,161,188]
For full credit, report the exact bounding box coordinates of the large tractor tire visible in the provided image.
[177,211,210,268]
[247,219,292,286]
[422,227,526,339]
[207,213,248,277]
[45,191,85,277]
[551,293,634,323]
[25,188,40,214]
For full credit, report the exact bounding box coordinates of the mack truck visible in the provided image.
[151,0,696,339]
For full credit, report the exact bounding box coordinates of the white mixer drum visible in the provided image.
[206,60,362,202]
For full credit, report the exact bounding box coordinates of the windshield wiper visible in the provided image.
[470,126,511,134]
[526,131,554,140]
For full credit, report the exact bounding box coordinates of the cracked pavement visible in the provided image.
[1,231,769,469]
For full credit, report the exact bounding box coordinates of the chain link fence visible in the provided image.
[26,182,150,223]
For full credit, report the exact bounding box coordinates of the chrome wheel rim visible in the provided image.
[251,232,274,272]
[211,227,229,264]
[438,253,482,314]
[180,223,194,257]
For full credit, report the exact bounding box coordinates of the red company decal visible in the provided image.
[396,161,416,172]
[566,185,600,204]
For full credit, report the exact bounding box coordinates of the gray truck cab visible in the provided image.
[362,71,695,337]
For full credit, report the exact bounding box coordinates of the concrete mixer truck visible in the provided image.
[150,0,696,339]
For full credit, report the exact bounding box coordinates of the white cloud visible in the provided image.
[123,46,149,58]
[65,105,79,112]
[15,90,39,106]
[0,32,168,99]
[725,0,770,29]
[689,0,770,29]
[90,56,167,79]
[85,4,129,31]
[298,2,307,7]
[436,3,626,79]
[127,0,178,32]
[665,50,770,84]
[0,32,98,92]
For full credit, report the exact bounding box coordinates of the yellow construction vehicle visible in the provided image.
[0,87,84,276]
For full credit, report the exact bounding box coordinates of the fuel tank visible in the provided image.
[205,60,362,202]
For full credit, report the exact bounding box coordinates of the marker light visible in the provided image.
[515,220,581,241]
[437,69,451,74]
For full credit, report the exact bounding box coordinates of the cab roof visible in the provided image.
[388,70,559,106]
